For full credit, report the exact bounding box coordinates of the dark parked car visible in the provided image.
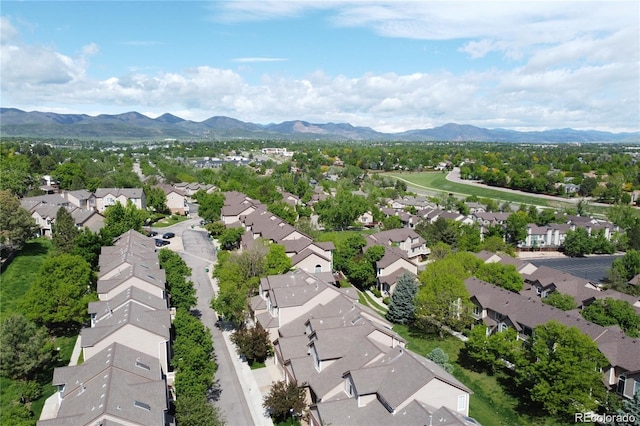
[149,231,158,237]
[155,239,170,247]
[162,232,175,239]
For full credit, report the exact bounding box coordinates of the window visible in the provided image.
[134,400,151,411]
[617,375,626,394]
[457,394,467,411]
[472,305,482,317]
[494,311,504,321]
[499,323,509,332]
[634,380,639,397]
[315,264,322,273]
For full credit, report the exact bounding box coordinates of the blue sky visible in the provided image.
[1,1,638,133]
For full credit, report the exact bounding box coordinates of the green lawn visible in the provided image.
[387,172,580,209]
[358,290,387,317]
[0,239,78,425]
[393,324,574,426]
[151,215,190,228]
[0,239,51,323]
[318,229,376,246]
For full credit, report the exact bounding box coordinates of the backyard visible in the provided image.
[393,324,576,426]
[0,239,76,424]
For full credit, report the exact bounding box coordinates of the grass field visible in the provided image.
[0,239,77,424]
[0,239,51,323]
[393,324,573,426]
[387,171,578,209]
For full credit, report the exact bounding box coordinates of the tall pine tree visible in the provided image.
[386,272,418,324]
[52,207,78,254]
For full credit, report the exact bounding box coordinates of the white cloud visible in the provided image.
[1,7,638,133]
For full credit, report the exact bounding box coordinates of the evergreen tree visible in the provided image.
[426,347,454,373]
[0,315,54,380]
[608,391,640,426]
[386,272,418,324]
[52,207,78,254]
[0,190,38,250]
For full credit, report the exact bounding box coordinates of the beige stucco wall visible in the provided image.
[99,277,164,301]
[294,253,331,273]
[83,326,169,373]
[397,378,469,416]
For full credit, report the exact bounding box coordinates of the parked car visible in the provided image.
[155,239,170,247]
[162,232,175,239]
[148,231,158,237]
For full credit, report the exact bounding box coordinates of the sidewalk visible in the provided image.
[40,336,83,421]
[208,266,274,426]
[219,330,274,426]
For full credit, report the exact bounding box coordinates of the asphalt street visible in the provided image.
[153,216,255,426]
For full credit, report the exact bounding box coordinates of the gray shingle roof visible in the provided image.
[40,343,166,426]
[81,302,170,347]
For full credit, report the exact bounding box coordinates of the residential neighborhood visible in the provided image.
[2,139,640,426]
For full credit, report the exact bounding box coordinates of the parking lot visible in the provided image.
[528,254,622,283]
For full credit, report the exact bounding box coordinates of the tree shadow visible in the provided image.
[207,379,222,402]
[20,240,50,257]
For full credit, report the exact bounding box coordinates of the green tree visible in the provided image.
[268,201,297,225]
[263,380,307,423]
[458,224,481,252]
[0,153,34,195]
[414,253,478,333]
[21,254,97,332]
[462,325,522,374]
[426,347,454,373]
[101,200,149,243]
[195,191,225,223]
[475,262,524,292]
[579,176,598,197]
[479,235,515,256]
[610,250,640,281]
[429,241,452,260]
[52,207,79,254]
[175,394,224,426]
[0,190,38,250]
[563,227,592,257]
[504,211,529,245]
[265,244,292,275]
[230,324,272,364]
[382,215,402,230]
[172,308,216,396]
[158,248,197,311]
[542,292,578,311]
[607,391,640,426]
[333,234,367,273]
[218,227,244,251]
[145,185,168,213]
[0,315,54,380]
[582,298,640,337]
[205,221,227,238]
[385,272,418,324]
[53,161,87,190]
[315,189,369,230]
[72,228,103,270]
[514,321,608,418]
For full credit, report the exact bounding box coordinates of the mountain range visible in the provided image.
[1,108,638,143]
